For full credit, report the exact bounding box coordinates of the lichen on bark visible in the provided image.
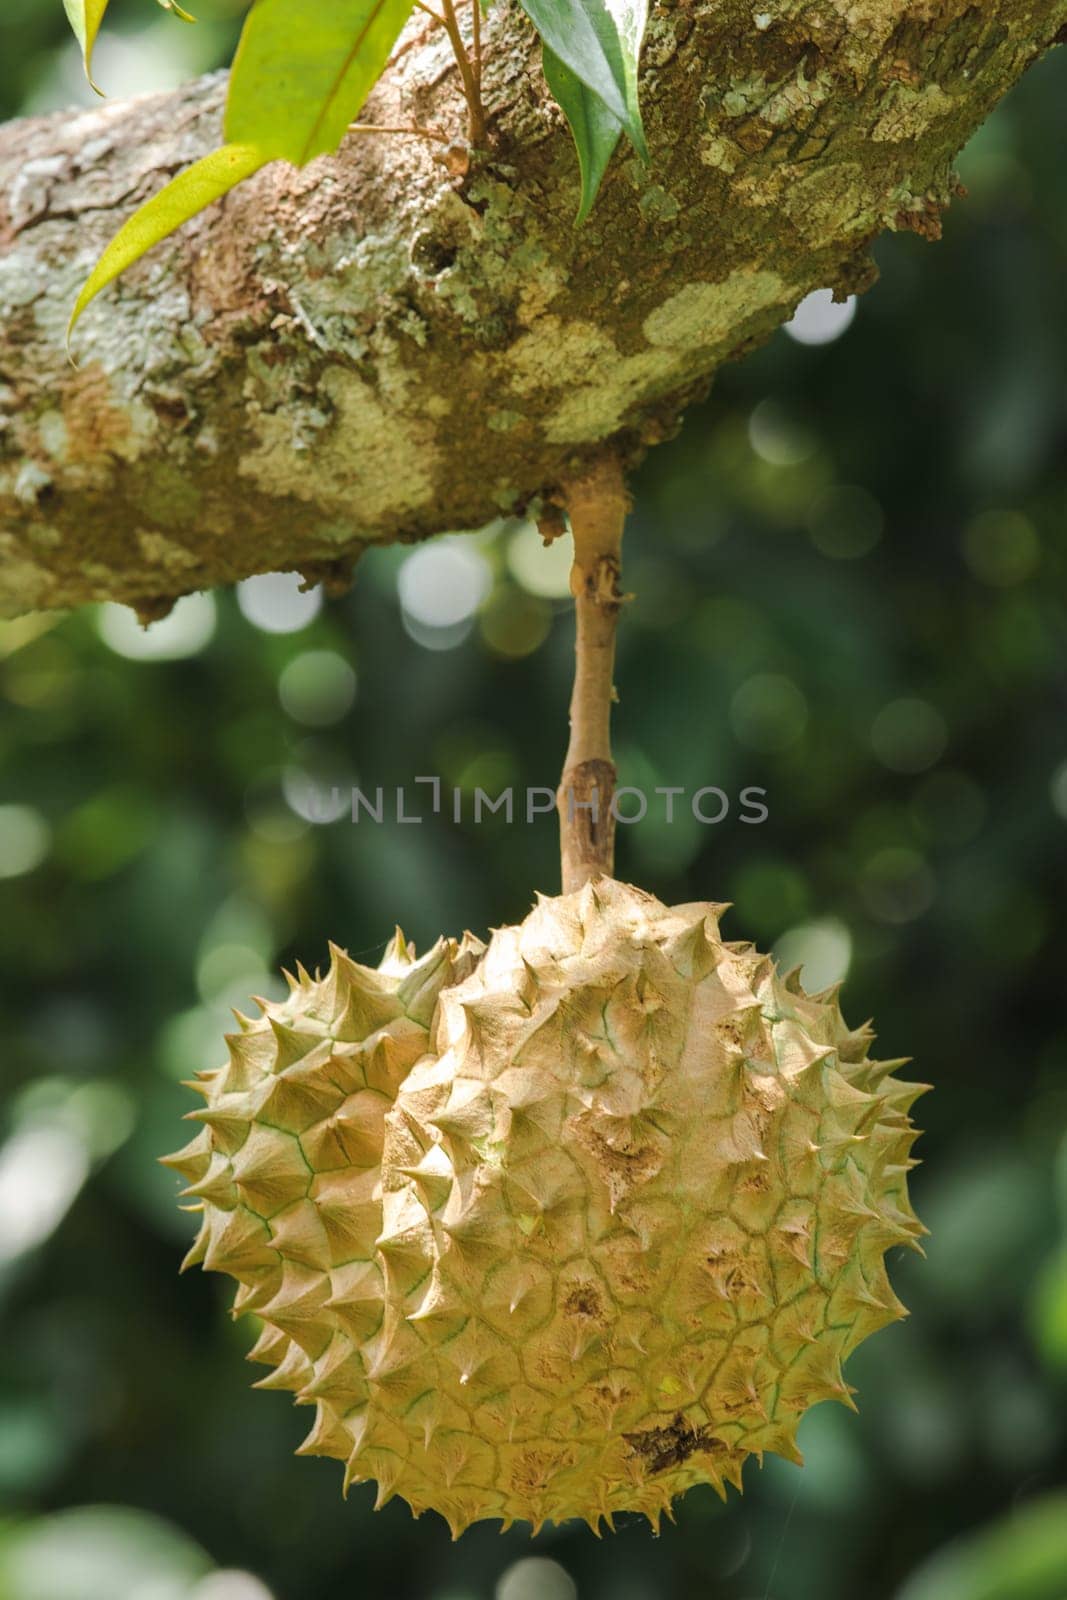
[0,0,1064,617]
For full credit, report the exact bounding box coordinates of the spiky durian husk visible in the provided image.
[163,929,484,1448]
[167,882,926,1538]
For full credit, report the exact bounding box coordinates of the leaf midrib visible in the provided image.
[300,0,404,164]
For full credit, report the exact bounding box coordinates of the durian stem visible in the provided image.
[557,455,629,893]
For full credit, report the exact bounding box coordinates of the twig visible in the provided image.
[439,0,486,146]
[347,120,450,145]
[472,0,483,106]
[556,457,630,893]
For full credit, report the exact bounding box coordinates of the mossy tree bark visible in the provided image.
[0,0,1064,618]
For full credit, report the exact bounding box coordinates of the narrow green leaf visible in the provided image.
[225,0,417,165]
[157,0,197,20]
[542,43,622,223]
[520,0,648,160]
[69,143,264,339]
[62,0,111,94]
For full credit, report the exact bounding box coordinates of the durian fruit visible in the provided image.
[166,879,926,1537]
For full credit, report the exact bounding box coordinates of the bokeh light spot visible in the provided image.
[97,593,216,660]
[158,1007,232,1084]
[283,766,350,825]
[398,542,492,647]
[507,520,573,598]
[480,589,551,658]
[244,773,310,843]
[731,859,810,936]
[496,1557,577,1600]
[192,1572,276,1600]
[0,804,51,878]
[785,288,857,345]
[870,697,948,775]
[748,399,818,466]
[0,1125,89,1264]
[237,573,323,634]
[196,944,275,1007]
[34,18,224,113]
[2,637,76,709]
[730,673,808,751]
[774,918,852,991]
[454,748,519,798]
[278,650,357,726]
[806,484,884,559]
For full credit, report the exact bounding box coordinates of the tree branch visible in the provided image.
[0,1,1064,618]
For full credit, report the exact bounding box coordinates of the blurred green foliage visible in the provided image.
[1,10,1066,1600]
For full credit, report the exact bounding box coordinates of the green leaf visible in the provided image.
[156,0,197,19]
[62,0,111,94]
[71,0,420,331]
[68,143,264,339]
[542,42,623,222]
[520,0,648,160]
[225,0,418,165]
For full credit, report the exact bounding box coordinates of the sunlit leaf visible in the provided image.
[520,0,648,160]
[542,42,623,222]
[225,0,418,164]
[61,0,111,94]
[68,143,264,338]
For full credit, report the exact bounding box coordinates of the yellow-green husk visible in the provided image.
[165,878,926,1535]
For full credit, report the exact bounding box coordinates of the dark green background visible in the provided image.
[1,7,1065,1599]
